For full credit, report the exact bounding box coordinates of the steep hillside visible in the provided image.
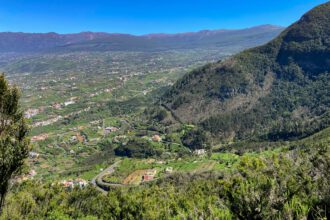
[0,25,283,53]
[163,2,330,141]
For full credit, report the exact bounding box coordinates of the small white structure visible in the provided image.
[76,179,88,188]
[193,149,206,156]
[29,151,40,159]
[165,167,173,174]
[64,100,75,106]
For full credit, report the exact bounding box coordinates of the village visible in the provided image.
[7,48,220,189]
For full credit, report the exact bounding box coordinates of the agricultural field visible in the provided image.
[3,49,230,182]
[100,148,284,186]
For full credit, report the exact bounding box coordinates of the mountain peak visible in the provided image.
[274,1,330,74]
[162,2,330,141]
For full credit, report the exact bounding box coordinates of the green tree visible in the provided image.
[181,128,208,150]
[0,74,29,212]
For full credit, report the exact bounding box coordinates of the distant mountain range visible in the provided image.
[0,25,284,53]
[162,2,330,141]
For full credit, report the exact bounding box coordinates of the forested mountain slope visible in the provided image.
[163,2,330,141]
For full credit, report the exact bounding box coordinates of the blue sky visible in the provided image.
[0,0,328,35]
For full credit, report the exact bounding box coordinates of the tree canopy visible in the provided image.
[0,74,29,212]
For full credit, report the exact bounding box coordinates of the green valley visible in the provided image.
[0,1,329,219]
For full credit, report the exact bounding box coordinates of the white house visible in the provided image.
[193,149,206,156]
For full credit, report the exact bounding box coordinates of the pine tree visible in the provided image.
[0,74,29,212]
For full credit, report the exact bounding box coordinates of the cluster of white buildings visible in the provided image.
[61,178,88,189]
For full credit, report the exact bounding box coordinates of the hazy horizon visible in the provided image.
[0,24,285,36]
[0,0,327,35]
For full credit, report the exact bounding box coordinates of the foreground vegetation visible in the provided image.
[0,75,29,212]
[1,130,329,219]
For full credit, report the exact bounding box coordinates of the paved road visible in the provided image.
[91,160,122,194]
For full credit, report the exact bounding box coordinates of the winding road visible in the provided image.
[91,160,123,194]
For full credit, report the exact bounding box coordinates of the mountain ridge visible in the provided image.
[162,2,330,141]
[0,25,284,53]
